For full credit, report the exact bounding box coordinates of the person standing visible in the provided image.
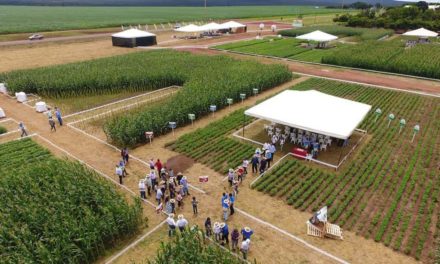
[220,222,229,245]
[19,122,28,137]
[241,226,254,240]
[156,187,163,205]
[259,157,267,174]
[149,158,155,170]
[116,165,123,184]
[150,170,157,188]
[240,239,251,260]
[265,148,272,168]
[123,147,129,164]
[166,214,176,237]
[145,174,152,196]
[155,159,162,175]
[177,214,188,232]
[165,197,172,214]
[49,117,56,132]
[54,107,63,126]
[205,217,212,237]
[251,154,259,174]
[181,176,189,196]
[192,196,198,215]
[231,228,240,251]
[242,158,249,174]
[229,193,235,216]
[214,222,221,242]
[46,108,53,119]
[227,169,235,187]
[139,179,146,199]
[222,198,229,221]
[176,192,183,210]
[269,143,276,167]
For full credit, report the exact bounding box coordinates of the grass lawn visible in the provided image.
[0,5,346,34]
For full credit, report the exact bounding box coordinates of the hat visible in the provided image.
[182,176,187,180]
[168,213,174,218]
[170,199,175,203]
[244,227,251,232]
[229,168,234,172]
[214,222,219,228]
[178,214,184,220]
[177,172,183,176]
[146,174,150,178]
[220,222,226,228]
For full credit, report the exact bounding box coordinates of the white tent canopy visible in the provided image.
[296,30,338,42]
[403,28,438,37]
[175,24,203,33]
[220,21,246,29]
[112,29,156,38]
[199,22,225,31]
[245,90,371,139]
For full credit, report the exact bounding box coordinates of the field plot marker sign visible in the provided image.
[412,124,420,142]
[253,88,259,97]
[188,113,195,126]
[227,98,233,108]
[374,108,382,122]
[240,93,246,104]
[168,122,177,136]
[399,118,406,134]
[210,105,217,117]
[388,113,395,127]
[145,131,154,144]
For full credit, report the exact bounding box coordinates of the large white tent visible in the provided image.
[112,28,155,38]
[296,30,338,42]
[111,29,157,47]
[199,22,225,31]
[403,27,438,38]
[220,21,246,29]
[244,90,371,139]
[174,24,203,33]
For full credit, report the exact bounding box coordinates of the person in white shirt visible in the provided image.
[242,158,249,174]
[156,187,163,205]
[150,170,157,188]
[213,222,221,242]
[176,214,188,232]
[139,179,146,199]
[241,239,251,260]
[115,165,123,184]
[144,174,152,196]
[166,214,176,237]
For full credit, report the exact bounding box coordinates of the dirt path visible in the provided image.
[179,48,440,96]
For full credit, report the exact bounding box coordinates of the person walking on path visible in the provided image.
[242,158,249,174]
[231,228,240,251]
[166,214,176,237]
[19,122,28,137]
[241,227,254,240]
[181,176,189,196]
[222,198,230,221]
[155,159,162,175]
[265,148,272,168]
[150,170,157,188]
[176,192,183,210]
[240,239,251,260]
[116,165,123,184]
[269,143,276,167]
[170,199,176,214]
[165,197,173,214]
[177,214,188,232]
[121,148,129,164]
[119,160,128,177]
[229,193,235,216]
[54,107,63,126]
[251,154,259,174]
[46,108,53,119]
[192,196,198,215]
[139,179,146,199]
[205,217,212,237]
[49,117,56,132]
[156,187,163,205]
[220,222,229,245]
[149,158,155,170]
[214,222,221,242]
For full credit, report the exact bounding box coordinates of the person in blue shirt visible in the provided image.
[220,222,229,245]
[241,226,254,240]
[54,107,63,126]
[229,193,235,215]
[251,154,259,174]
[221,193,229,221]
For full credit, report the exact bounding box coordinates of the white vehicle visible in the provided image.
[28,34,44,40]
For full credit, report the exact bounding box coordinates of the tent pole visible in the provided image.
[336,140,344,171]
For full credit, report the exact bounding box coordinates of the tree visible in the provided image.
[416,1,429,11]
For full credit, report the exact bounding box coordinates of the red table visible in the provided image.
[291,147,307,160]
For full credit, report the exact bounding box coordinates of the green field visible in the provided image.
[173,78,440,262]
[0,5,345,34]
[0,139,143,263]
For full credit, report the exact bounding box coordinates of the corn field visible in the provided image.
[147,226,246,264]
[279,25,393,40]
[0,139,143,263]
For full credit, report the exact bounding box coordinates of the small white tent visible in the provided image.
[174,24,203,33]
[199,22,224,31]
[244,90,371,140]
[296,30,338,42]
[403,28,438,38]
[220,21,246,29]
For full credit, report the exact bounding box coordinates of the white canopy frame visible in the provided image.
[403,27,438,38]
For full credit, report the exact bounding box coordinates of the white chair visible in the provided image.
[321,144,327,151]
[268,130,274,137]
[275,128,281,134]
[280,138,285,149]
[306,154,313,161]
[264,124,269,131]
[326,139,332,146]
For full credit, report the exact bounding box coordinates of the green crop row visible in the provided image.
[0,139,143,263]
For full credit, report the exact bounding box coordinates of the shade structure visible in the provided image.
[244,90,372,139]
[220,21,246,29]
[112,29,157,47]
[174,24,203,33]
[403,28,438,38]
[296,30,338,42]
[199,22,225,31]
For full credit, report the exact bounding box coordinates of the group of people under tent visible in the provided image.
[265,123,350,159]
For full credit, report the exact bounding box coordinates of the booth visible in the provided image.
[403,28,438,46]
[296,30,338,49]
[0,83,7,94]
[35,101,47,113]
[15,92,27,103]
[112,29,157,48]
[219,21,247,33]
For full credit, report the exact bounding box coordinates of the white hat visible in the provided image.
[178,214,184,219]
[182,176,187,180]
[220,222,226,228]
[214,222,219,227]
[244,227,251,232]
[170,199,176,203]
[229,168,234,172]
[168,213,175,218]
